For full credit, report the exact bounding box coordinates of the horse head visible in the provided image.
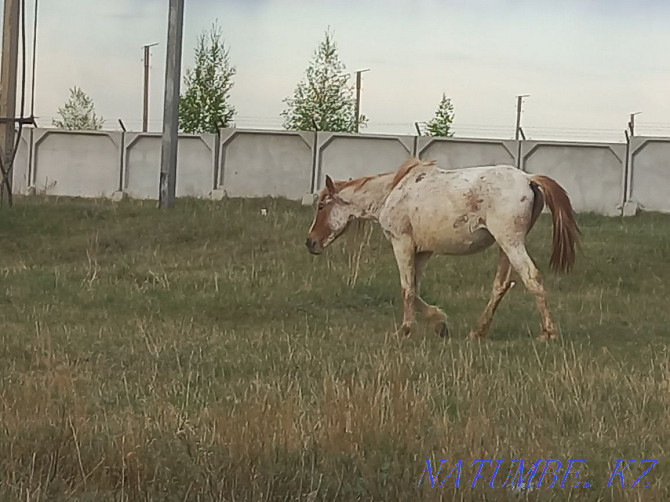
[305,175,359,255]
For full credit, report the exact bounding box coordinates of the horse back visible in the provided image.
[379,164,536,254]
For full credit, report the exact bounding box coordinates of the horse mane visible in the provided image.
[342,175,376,192]
[328,158,436,196]
[390,158,421,189]
[390,158,436,190]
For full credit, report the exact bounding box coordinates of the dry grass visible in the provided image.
[1,195,670,501]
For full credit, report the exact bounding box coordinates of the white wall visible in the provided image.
[628,137,670,213]
[521,141,626,216]
[124,133,216,200]
[218,129,313,199]
[417,137,517,169]
[13,127,664,216]
[32,130,122,198]
[315,132,414,191]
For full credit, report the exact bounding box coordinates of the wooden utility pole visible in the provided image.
[142,43,158,132]
[159,0,184,209]
[0,0,20,203]
[354,68,369,134]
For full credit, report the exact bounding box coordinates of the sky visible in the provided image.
[7,0,670,142]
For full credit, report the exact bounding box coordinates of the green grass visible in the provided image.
[1,195,670,501]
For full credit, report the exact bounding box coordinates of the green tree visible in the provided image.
[424,93,455,137]
[281,28,366,132]
[179,22,236,134]
[52,86,104,130]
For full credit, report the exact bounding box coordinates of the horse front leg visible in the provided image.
[414,251,449,337]
[390,237,416,336]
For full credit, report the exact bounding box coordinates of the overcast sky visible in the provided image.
[11,0,670,141]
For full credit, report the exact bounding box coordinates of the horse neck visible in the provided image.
[341,172,395,221]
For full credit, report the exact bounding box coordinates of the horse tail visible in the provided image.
[529,175,580,274]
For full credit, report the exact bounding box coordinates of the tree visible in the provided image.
[179,22,236,134]
[281,28,366,133]
[52,86,104,130]
[424,93,455,137]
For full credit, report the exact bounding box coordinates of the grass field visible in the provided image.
[1,195,670,501]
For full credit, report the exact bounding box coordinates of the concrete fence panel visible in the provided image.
[176,134,216,197]
[416,137,518,169]
[123,133,159,199]
[219,129,313,199]
[32,129,122,198]
[124,133,216,200]
[520,141,625,216]
[315,133,414,191]
[628,137,670,213]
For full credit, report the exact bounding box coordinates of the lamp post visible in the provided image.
[354,68,370,133]
[142,42,159,132]
[515,94,529,140]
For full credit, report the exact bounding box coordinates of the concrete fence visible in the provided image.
[626,137,670,214]
[417,136,518,170]
[217,129,313,199]
[32,129,123,198]
[10,127,670,216]
[122,132,217,200]
[314,132,416,192]
[519,140,626,216]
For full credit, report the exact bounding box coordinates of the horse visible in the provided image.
[305,158,579,340]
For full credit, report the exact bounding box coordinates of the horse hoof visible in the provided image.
[538,331,558,341]
[396,324,412,337]
[468,330,486,340]
[436,322,449,338]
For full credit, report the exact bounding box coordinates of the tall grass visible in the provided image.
[1,195,669,501]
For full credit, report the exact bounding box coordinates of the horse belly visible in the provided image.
[415,224,495,255]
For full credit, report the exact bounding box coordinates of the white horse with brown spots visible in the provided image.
[305,158,579,340]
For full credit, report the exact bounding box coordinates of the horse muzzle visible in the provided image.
[305,237,323,255]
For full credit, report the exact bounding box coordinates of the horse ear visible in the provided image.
[325,175,337,195]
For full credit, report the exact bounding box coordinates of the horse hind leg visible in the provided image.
[414,251,449,337]
[497,239,558,340]
[469,248,513,339]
